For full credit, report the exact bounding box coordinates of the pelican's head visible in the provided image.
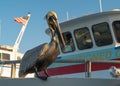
[45,11,66,47]
[45,11,58,31]
[45,11,58,20]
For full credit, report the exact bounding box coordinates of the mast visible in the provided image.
[13,13,31,59]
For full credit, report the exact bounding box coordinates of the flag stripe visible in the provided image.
[14,17,26,25]
[14,16,28,25]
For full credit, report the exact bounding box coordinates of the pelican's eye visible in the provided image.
[50,16,57,21]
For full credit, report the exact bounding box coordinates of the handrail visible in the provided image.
[55,59,120,78]
[0,60,21,78]
[0,60,21,64]
[0,59,120,64]
[0,59,120,78]
[55,59,120,64]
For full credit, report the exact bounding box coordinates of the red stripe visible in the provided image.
[40,59,120,76]
[14,17,27,25]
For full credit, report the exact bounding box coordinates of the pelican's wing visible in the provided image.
[19,43,49,77]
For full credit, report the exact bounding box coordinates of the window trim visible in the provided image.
[61,31,75,53]
[74,27,93,50]
[92,22,113,47]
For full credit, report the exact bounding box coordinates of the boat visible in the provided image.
[45,9,120,79]
[1,10,120,86]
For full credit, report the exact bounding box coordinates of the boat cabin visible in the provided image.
[0,45,23,61]
[54,10,120,60]
[45,10,120,78]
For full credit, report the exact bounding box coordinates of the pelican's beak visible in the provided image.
[55,20,66,47]
[45,11,66,47]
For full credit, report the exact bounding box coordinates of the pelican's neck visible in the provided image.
[51,35,58,45]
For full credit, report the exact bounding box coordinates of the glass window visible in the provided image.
[112,21,120,43]
[92,22,113,46]
[61,32,75,53]
[1,53,10,61]
[74,27,93,50]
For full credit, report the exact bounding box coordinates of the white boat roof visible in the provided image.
[59,10,120,29]
[0,45,13,51]
[46,10,120,34]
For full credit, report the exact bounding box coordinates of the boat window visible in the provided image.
[0,53,10,61]
[112,21,120,43]
[74,27,93,50]
[92,22,113,46]
[61,32,75,53]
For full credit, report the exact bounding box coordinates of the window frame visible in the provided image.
[92,22,113,47]
[112,21,120,43]
[61,31,75,53]
[74,27,93,50]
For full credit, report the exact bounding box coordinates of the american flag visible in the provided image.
[14,16,29,25]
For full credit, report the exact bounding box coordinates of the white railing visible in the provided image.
[0,59,120,78]
[0,60,21,78]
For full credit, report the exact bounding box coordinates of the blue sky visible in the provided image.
[0,0,120,53]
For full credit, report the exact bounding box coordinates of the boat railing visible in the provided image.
[0,60,21,78]
[55,59,120,78]
[0,59,120,78]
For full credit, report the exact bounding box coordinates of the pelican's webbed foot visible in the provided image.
[39,76,48,80]
[34,67,48,81]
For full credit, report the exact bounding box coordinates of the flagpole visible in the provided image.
[13,13,31,52]
[13,13,31,60]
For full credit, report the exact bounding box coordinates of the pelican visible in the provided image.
[19,11,65,80]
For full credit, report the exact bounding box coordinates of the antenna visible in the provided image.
[66,11,69,20]
[99,0,103,12]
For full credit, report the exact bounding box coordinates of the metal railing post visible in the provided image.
[86,61,91,78]
[11,63,16,78]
